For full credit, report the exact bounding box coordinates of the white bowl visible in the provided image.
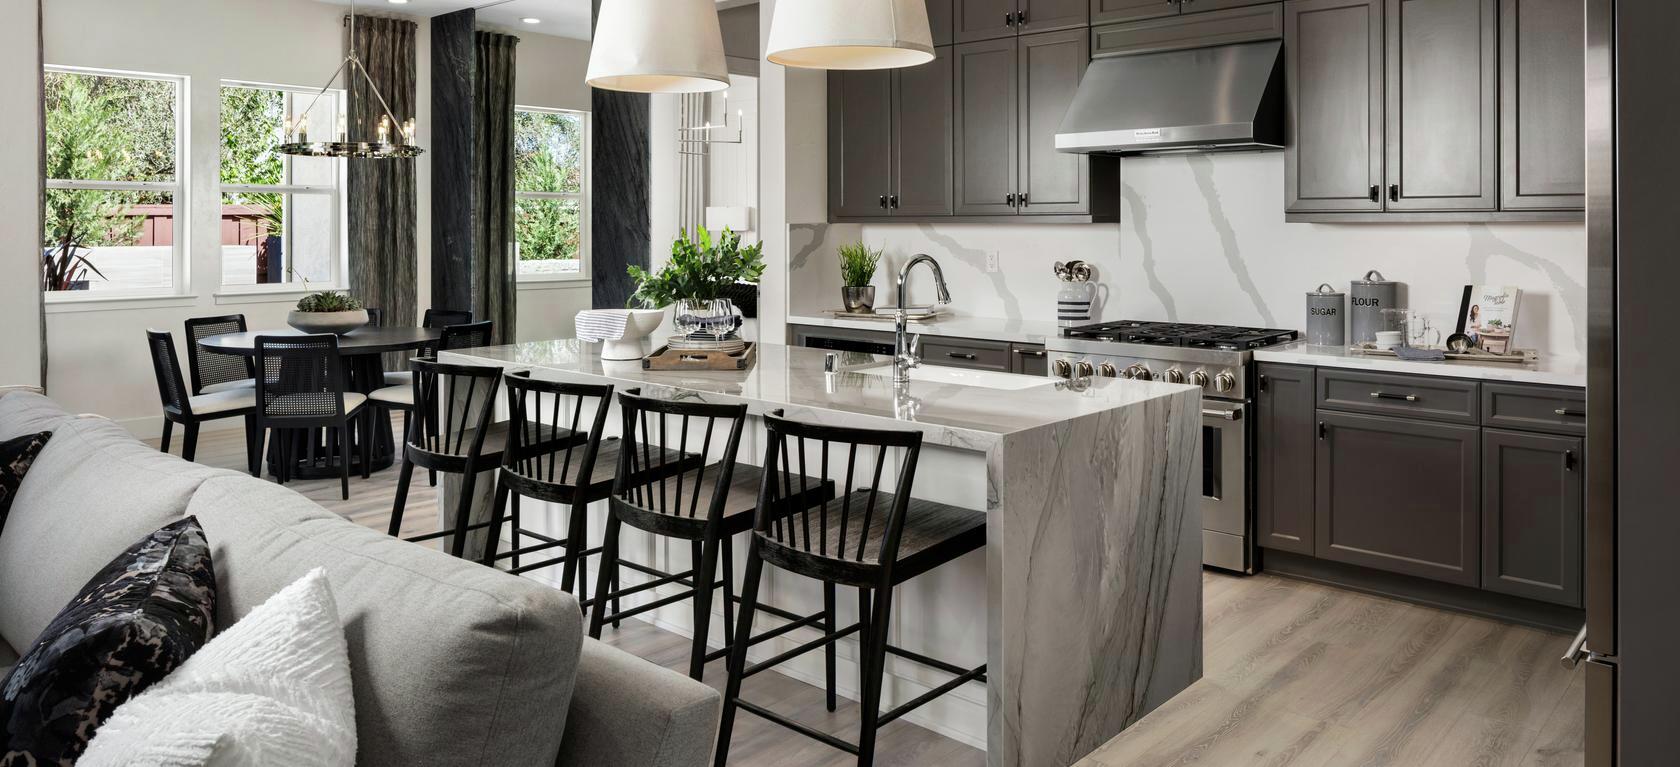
[592,308,667,360]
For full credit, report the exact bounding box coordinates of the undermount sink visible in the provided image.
[852,363,1054,391]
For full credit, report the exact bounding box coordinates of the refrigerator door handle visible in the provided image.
[1562,624,1590,669]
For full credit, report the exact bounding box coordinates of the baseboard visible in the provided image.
[1261,549,1583,633]
[116,412,247,442]
[522,565,990,751]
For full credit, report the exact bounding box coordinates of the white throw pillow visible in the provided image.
[79,567,357,767]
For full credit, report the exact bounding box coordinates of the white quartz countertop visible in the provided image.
[1254,342,1586,388]
[788,314,1063,345]
[444,339,1195,450]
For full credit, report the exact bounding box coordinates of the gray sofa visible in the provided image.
[0,390,721,767]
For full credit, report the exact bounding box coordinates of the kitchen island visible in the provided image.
[437,340,1202,767]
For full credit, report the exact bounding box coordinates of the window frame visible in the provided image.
[217,80,348,294]
[42,65,188,301]
[514,105,591,283]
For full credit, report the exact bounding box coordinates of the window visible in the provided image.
[43,67,183,296]
[219,82,346,290]
[514,107,589,280]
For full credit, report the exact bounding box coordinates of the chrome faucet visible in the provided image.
[893,254,952,384]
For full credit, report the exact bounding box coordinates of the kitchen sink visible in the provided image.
[851,363,1054,391]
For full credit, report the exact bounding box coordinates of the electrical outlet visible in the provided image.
[985,251,1000,273]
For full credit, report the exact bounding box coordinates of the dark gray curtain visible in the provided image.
[346,15,418,364]
[474,32,517,345]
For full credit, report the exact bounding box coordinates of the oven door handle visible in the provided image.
[1202,407,1242,421]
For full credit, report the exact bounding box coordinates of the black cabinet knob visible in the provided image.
[1388,184,1400,202]
[1368,185,1379,202]
[1005,12,1014,26]
[1016,10,1026,25]
[879,195,888,209]
[1019,193,1029,207]
[1006,193,1016,207]
[888,195,899,208]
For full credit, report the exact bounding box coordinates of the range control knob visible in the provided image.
[1128,365,1154,381]
[1098,362,1118,378]
[1214,372,1236,393]
[1052,359,1073,378]
[1191,371,1211,388]
[1076,361,1096,378]
[1162,368,1186,384]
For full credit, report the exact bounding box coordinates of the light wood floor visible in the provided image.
[155,422,1583,767]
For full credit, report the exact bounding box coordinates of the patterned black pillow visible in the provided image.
[0,431,50,539]
[0,516,216,765]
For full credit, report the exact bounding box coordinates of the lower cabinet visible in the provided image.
[1010,343,1048,375]
[1315,410,1482,586]
[1482,428,1583,606]
[1256,363,1316,554]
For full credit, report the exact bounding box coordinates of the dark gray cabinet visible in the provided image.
[1092,0,1180,24]
[1256,363,1316,555]
[829,48,954,219]
[921,337,1014,371]
[1186,0,1281,10]
[1482,428,1583,606]
[1499,0,1585,211]
[828,69,894,218]
[1283,0,1383,213]
[1010,343,1048,375]
[894,48,956,216]
[1017,28,1092,214]
[1093,3,1284,58]
[959,0,1088,42]
[954,38,1020,215]
[928,0,955,46]
[1315,410,1481,586]
[1384,0,1497,212]
[1022,0,1091,32]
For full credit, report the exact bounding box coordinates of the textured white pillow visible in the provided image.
[79,567,357,767]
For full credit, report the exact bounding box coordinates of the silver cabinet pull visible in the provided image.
[947,352,977,360]
[1202,408,1241,421]
[1561,625,1589,669]
[1370,391,1419,402]
[1013,349,1046,357]
[1555,407,1585,417]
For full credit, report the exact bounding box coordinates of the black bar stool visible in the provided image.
[588,391,837,683]
[387,358,567,558]
[714,413,988,767]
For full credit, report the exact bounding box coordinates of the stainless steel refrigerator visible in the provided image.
[1578,1,1680,763]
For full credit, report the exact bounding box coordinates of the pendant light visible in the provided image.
[766,0,934,70]
[586,0,730,94]
[280,0,422,159]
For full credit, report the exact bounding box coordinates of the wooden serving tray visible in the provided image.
[643,342,758,371]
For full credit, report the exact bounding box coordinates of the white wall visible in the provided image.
[791,151,1588,361]
[0,0,43,388]
[41,0,595,433]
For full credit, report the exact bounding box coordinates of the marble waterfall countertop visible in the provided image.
[445,339,1194,450]
[1255,342,1587,387]
[440,338,1205,767]
[788,313,1064,345]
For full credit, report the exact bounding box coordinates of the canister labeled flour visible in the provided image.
[1349,270,1399,345]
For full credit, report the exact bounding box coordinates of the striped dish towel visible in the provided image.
[575,310,631,342]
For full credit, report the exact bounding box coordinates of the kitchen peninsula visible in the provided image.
[437,340,1203,767]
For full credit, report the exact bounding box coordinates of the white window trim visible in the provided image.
[515,105,590,283]
[217,80,349,293]
[42,65,189,303]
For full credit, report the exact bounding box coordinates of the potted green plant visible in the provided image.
[288,291,368,335]
[838,242,883,313]
[629,227,765,340]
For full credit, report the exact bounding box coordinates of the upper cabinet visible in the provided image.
[956,0,1090,43]
[1094,0,1276,26]
[928,0,956,46]
[1500,0,1586,211]
[1284,0,1584,221]
[829,49,955,218]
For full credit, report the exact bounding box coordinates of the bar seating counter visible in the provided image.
[438,339,1204,767]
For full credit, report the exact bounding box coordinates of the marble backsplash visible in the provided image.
[788,151,1587,360]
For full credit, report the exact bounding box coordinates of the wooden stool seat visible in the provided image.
[756,491,986,588]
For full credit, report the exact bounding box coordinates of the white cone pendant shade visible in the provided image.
[766,0,934,70]
[586,0,730,93]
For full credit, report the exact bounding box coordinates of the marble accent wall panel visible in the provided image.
[430,9,477,314]
[987,386,1204,767]
[789,152,1589,359]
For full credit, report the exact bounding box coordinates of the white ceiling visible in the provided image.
[318,0,594,40]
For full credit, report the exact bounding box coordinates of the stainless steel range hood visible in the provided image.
[1055,40,1284,155]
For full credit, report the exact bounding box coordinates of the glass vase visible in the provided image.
[673,298,743,341]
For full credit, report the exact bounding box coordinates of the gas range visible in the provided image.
[1045,321,1299,400]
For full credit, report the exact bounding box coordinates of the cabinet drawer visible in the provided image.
[922,338,1014,371]
[1093,2,1282,58]
[1010,343,1049,375]
[1482,382,1585,435]
[1317,369,1479,424]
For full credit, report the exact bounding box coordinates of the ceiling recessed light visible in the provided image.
[521,17,541,24]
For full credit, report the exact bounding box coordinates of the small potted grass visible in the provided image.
[838,242,883,313]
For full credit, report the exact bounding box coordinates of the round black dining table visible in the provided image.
[198,326,443,479]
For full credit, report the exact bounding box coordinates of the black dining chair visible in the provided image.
[383,308,473,387]
[145,330,260,472]
[589,391,837,683]
[183,314,255,396]
[365,307,384,327]
[253,334,371,500]
[713,413,988,767]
